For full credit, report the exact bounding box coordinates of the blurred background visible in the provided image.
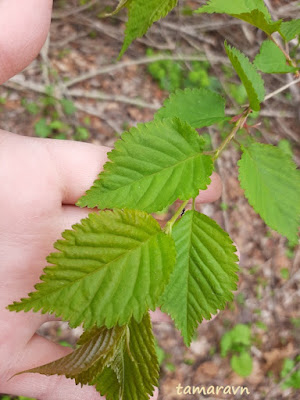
[0,0,299,399]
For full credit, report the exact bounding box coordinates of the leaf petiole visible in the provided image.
[213,108,251,161]
[268,34,299,76]
[164,200,189,235]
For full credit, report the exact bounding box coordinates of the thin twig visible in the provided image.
[52,0,97,19]
[72,14,123,42]
[74,102,122,134]
[276,1,300,16]
[173,19,244,31]
[210,126,231,235]
[265,362,300,399]
[226,107,295,118]
[161,21,215,45]
[4,78,48,95]
[50,32,91,49]
[268,35,299,76]
[68,89,160,110]
[213,109,251,161]
[64,53,229,88]
[40,33,51,86]
[4,77,297,119]
[263,77,300,102]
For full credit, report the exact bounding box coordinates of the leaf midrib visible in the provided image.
[24,229,163,304]
[101,151,207,193]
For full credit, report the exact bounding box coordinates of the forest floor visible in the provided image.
[0,1,299,399]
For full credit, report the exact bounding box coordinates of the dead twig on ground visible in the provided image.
[68,89,160,110]
[52,0,97,19]
[64,53,229,88]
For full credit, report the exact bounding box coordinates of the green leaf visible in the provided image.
[220,332,233,358]
[238,143,300,244]
[282,370,300,389]
[225,42,265,111]
[254,40,298,74]
[49,120,65,131]
[120,0,178,57]
[77,118,214,213]
[161,210,239,346]
[230,351,253,377]
[94,367,120,400]
[95,312,159,400]
[280,19,300,41]
[60,99,76,115]
[278,139,293,158]
[34,118,52,138]
[16,325,127,385]
[221,323,251,357]
[14,313,159,400]
[8,209,176,329]
[281,358,295,377]
[155,340,166,365]
[155,88,227,128]
[229,324,251,346]
[75,126,90,141]
[195,0,281,35]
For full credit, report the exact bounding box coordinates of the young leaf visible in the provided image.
[254,40,298,74]
[60,99,76,115]
[119,0,178,57]
[94,367,120,400]
[94,312,159,400]
[225,42,265,111]
[155,88,227,128]
[14,313,159,400]
[280,19,300,42]
[195,0,281,35]
[77,118,214,213]
[231,351,253,377]
[15,325,127,385]
[238,143,300,244]
[8,209,176,329]
[161,210,239,346]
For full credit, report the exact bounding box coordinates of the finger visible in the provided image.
[196,171,222,203]
[45,138,110,205]
[3,334,158,400]
[0,307,58,350]
[0,0,53,84]
[2,334,102,400]
[174,171,222,206]
[46,138,222,206]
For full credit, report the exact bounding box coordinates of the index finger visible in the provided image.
[45,138,222,205]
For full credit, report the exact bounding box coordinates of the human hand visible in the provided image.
[0,1,222,398]
[0,133,222,400]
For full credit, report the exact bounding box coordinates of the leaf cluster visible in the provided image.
[221,324,253,377]
[7,0,300,398]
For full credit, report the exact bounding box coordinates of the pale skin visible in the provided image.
[0,1,223,399]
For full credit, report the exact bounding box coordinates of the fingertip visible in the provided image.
[152,387,159,400]
[45,139,110,205]
[4,334,102,400]
[196,172,222,203]
[150,309,170,323]
[0,0,53,84]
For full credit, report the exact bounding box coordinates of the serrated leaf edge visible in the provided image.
[238,144,300,243]
[8,209,176,329]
